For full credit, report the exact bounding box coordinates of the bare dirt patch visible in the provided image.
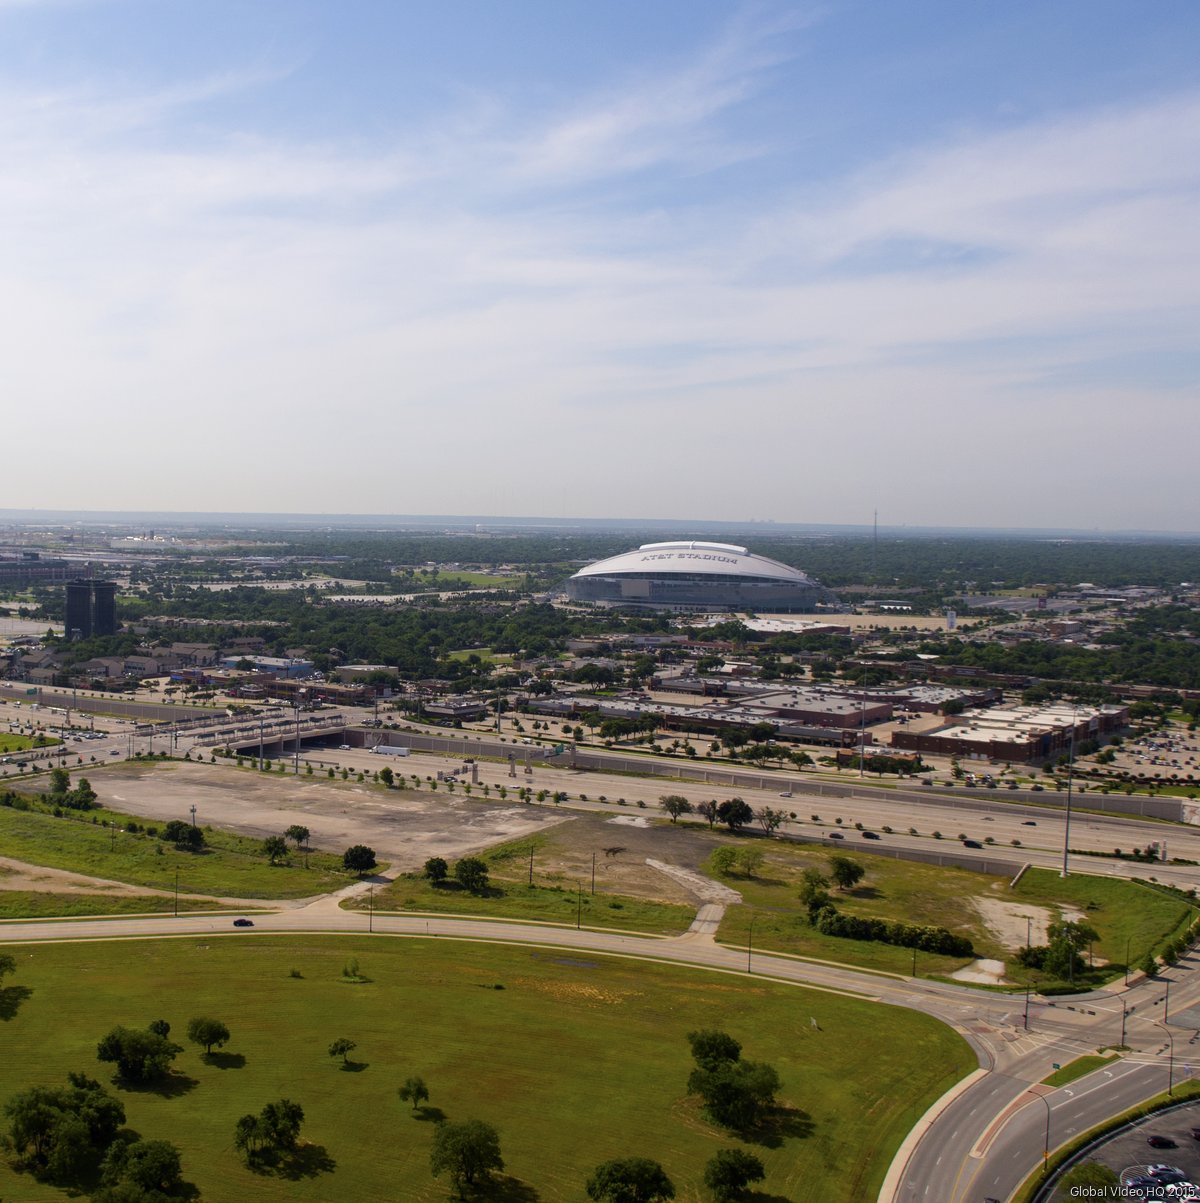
[83,760,568,873]
[973,896,1057,950]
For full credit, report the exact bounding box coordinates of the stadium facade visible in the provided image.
[565,541,832,612]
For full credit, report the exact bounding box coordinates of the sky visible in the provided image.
[0,0,1197,531]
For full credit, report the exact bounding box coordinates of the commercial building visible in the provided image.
[565,541,832,612]
[890,703,1129,764]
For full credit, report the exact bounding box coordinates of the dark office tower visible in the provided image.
[92,581,118,637]
[66,580,93,640]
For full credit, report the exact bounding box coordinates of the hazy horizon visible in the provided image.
[1,2,1196,528]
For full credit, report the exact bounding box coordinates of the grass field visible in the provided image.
[359,873,695,934]
[0,936,975,1202]
[0,891,228,920]
[0,796,366,900]
[0,733,57,754]
[354,835,696,934]
[1012,869,1194,985]
[711,843,1194,985]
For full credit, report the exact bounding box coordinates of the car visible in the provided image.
[1022,820,1037,826]
[779,791,793,798]
[338,744,350,750]
[1030,783,1044,791]
[1148,1135,1177,1149]
[862,830,881,840]
[827,832,844,839]
[1191,1127,1200,1140]
[1149,1166,1186,1181]
[962,839,982,848]
[232,918,254,927]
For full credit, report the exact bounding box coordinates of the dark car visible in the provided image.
[861,830,881,840]
[827,832,844,840]
[962,839,982,848]
[233,918,254,928]
[1147,1135,1177,1149]
[1022,820,1037,826]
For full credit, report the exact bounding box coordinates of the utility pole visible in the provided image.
[174,868,179,917]
[591,851,596,895]
[1061,705,1078,877]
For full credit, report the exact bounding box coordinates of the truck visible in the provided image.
[370,744,410,756]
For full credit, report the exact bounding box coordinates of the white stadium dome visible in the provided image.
[566,541,830,612]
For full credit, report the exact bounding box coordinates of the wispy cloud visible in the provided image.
[0,8,1193,528]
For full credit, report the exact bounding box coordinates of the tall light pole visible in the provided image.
[174,868,179,917]
[1039,1091,1052,1172]
[576,882,582,930]
[747,913,756,974]
[1061,705,1079,877]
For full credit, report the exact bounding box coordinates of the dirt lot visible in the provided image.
[86,760,568,874]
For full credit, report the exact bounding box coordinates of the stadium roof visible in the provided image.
[570,541,815,584]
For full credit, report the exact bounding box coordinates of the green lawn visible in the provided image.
[711,843,1195,986]
[0,936,975,1202]
[0,891,228,920]
[0,733,59,754]
[358,873,695,934]
[1012,869,1194,984]
[0,796,367,900]
[356,836,695,934]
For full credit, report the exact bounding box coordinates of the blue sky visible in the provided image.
[1,0,1196,529]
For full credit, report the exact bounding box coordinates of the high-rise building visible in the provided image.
[65,580,94,640]
[64,579,119,639]
[91,581,118,637]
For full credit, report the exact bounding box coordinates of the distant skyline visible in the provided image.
[1,1,1196,529]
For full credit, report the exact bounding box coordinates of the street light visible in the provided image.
[174,868,178,917]
[1061,705,1079,878]
[1038,1091,1052,1172]
[747,913,756,974]
[576,882,583,930]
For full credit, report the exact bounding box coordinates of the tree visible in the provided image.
[659,795,693,823]
[828,855,865,891]
[4,1072,124,1182]
[586,1157,676,1202]
[148,1018,171,1039]
[424,857,449,883]
[685,1030,780,1131]
[0,951,15,984]
[710,846,737,876]
[186,1016,230,1056]
[50,766,71,795]
[343,845,377,875]
[398,1075,429,1110]
[162,819,204,851]
[756,807,786,834]
[96,1026,182,1083]
[328,1037,357,1065]
[717,798,753,832]
[789,750,813,772]
[260,1098,304,1150]
[703,1148,765,1201]
[99,1137,184,1196]
[454,856,489,893]
[687,1030,742,1071]
[285,824,310,849]
[378,766,395,787]
[430,1118,504,1196]
[736,848,764,878]
[798,868,831,914]
[262,835,288,865]
[696,800,719,829]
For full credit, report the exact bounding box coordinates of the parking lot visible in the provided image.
[1071,1102,1200,1198]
